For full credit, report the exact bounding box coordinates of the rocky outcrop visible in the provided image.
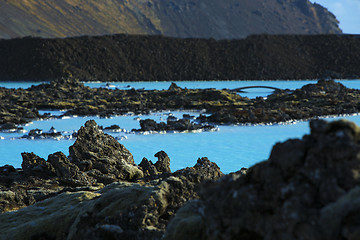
[206,79,360,124]
[0,119,223,222]
[21,152,56,179]
[1,34,360,82]
[0,120,145,212]
[154,151,171,174]
[69,120,143,182]
[165,119,360,239]
[0,125,224,239]
[0,164,222,240]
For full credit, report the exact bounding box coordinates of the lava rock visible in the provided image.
[47,152,79,179]
[166,119,360,239]
[154,151,171,173]
[21,152,56,179]
[139,157,158,177]
[69,120,143,181]
[0,157,224,239]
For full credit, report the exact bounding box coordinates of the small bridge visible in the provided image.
[231,86,281,92]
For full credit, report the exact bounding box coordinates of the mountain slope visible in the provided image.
[0,0,341,39]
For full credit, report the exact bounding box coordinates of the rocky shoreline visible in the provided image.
[2,115,360,239]
[1,78,360,131]
[0,120,225,239]
[3,78,360,239]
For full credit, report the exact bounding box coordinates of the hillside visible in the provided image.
[0,0,341,39]
[0,34,359,81]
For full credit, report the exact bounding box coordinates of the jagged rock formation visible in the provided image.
[0,34,359,81]
[69,120,143,183]
[0,127,223,240]
[0,0,341,40]
[5,118,360,239]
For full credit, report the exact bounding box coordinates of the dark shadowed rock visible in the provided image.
[139,157,158,177]
[47,152,79,179]
[135,118,216,132]
[168,82,183,91]
[165,119,360,239]
[173,157,224,184]
[21,152,55,178]
[0,165,16,175]
[154,151,171,173]
[0,157,223,239]
[69,120,143,182]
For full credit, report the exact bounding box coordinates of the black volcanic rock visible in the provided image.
[154,151,171,173]
[21,152,56,179]
[165,119,360,239]
[47,152,79,179]
[0,118,224,239]
[69,120,143,182]
[1,34,360,82]
[134,117,216,133]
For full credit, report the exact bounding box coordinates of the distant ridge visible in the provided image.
[0,34,359,81]
[0,0,341,39]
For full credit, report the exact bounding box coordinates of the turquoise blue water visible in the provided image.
[82,79,360,99]
[2,79,360,99]
[1,80,360,173]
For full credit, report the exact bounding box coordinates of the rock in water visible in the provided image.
[69,120,143,181]
[154,151,171,173]
[165,119,360,239]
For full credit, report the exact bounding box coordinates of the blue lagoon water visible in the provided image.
[1,79,360,173]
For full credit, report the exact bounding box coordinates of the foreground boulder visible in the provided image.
[165,119,360,239]
[0,120,144,212]
[0,158,223,239]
